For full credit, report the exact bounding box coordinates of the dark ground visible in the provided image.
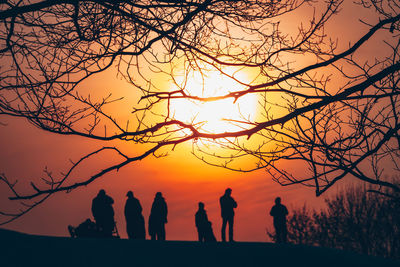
[0,228,398,267]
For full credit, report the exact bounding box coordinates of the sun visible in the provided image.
[169,69,257,134]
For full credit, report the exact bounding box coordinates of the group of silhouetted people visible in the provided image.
[124,190,168,240]
[75,189,167,240]
[72,188,289,243]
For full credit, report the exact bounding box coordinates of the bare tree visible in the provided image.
[278,185,400,259]
[1,0,400,224]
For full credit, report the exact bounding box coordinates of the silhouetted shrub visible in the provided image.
[269,186,400,259]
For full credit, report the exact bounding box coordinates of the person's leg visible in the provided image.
[197,228,202,242]
[200,227,207,242]
[155,224,160,240]
[154,222,160,240]
[275,224,282,243]
[221,217,227,242]
[96,220,105,236]
[99,220,112,237]
[160,223,166,240]
[228,216,234,242]
[282,223,287,243]
[126,223,133,239]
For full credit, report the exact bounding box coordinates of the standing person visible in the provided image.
[124,191,146,240]
[219,188,237,242]
[270,197,289,243]
[91,189,115,237]
[195,202,209,242]
[148,192,168,241]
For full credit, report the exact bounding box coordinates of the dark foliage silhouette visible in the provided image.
[270,197,289,243]
[148,192,168,241]
[1,0,400,224]
[220,188,237,242]
[124,191,146,240]
[268,185,400,259]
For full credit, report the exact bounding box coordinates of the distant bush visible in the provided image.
[269,186,400,259]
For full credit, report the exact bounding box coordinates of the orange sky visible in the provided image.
[0,114,329,241]
[0,1,387,241]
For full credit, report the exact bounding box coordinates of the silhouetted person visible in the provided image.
[195,202,209,242]
[220,188,237,242]
[91,189,115,237]
[148,192,168,240]
[75,218,98,238]
[68,218,98,238]
[124,191,146,240]
[270,197,289,243]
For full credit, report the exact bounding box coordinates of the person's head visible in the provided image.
[98,189,106,196]
[198,202,205,209]
[224,188,232,196]
[126,191,134,198]
[155,192,162,198]
[275,197,281,205]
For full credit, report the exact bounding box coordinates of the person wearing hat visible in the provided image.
[124,190,146,239]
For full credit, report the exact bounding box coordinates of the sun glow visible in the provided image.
[169,70,257,134]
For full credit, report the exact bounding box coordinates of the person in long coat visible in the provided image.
[148,192,168,241]
[124,191,146,240]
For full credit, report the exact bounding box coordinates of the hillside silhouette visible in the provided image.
[1,228,398,267]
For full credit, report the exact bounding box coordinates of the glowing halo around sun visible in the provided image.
[169,70,257,134]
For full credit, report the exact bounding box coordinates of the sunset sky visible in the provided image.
[0,1,389,241]
[0,113,325,241]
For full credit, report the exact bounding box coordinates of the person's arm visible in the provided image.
[270,206,274,217]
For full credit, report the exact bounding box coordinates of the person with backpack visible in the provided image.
[91,189,115,237]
